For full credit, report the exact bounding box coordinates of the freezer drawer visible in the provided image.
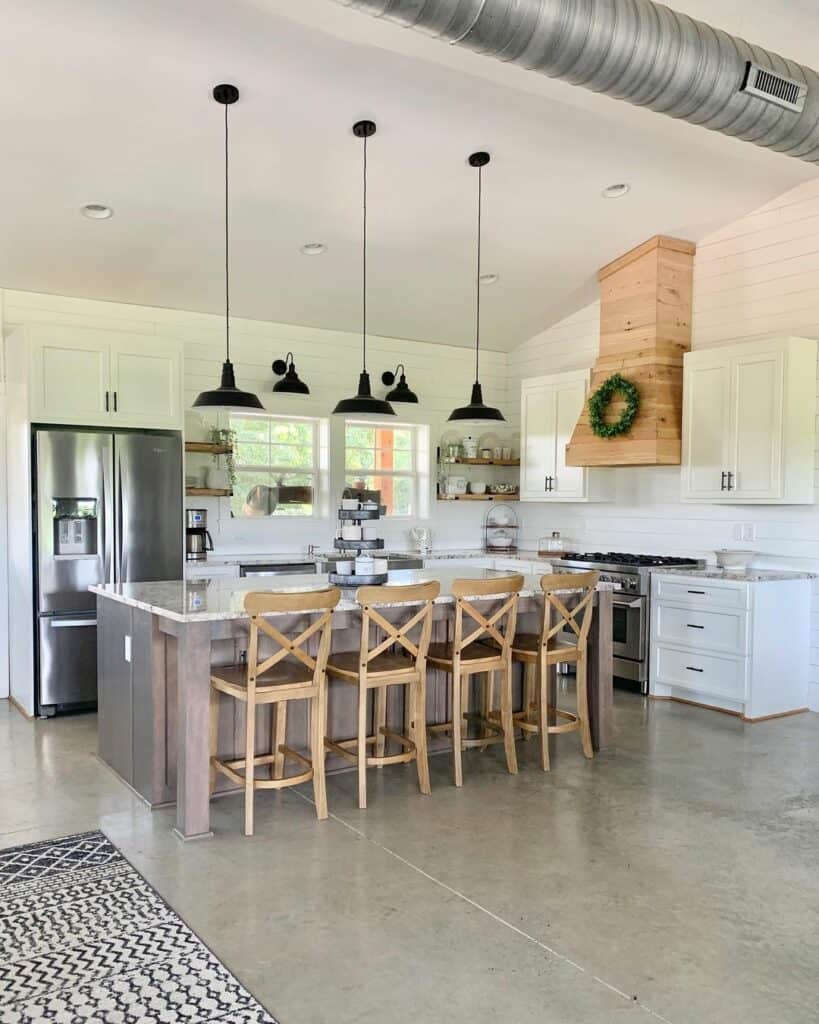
[37,613,98,712]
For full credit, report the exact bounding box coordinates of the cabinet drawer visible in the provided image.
[653,644,748,700]
[654,577,748,610]
[654,604,749,656]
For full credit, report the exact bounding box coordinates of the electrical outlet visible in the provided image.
[732,523,743,541]
[124,635,132,663]
[742,523,755,542]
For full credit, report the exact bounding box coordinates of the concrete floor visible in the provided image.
[1,693,818,1024]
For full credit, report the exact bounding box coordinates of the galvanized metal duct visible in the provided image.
[335,0,819,164]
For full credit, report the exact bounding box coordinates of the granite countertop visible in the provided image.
[91,568,614,623]
[652,567,817,583]
[203,549,553,567]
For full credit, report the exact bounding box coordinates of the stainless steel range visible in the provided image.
[556,551,705,694]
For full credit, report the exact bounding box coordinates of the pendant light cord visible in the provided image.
[224,100,231,364]
[475,162,482,384]
[362,131,368,372]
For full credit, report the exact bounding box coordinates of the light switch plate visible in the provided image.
[124,635,132,663]
[732,524,743,541]
[742,523,755,542]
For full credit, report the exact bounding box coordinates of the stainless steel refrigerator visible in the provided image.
[33,428,183,715]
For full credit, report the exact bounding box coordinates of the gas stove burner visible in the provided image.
[562,551,700,569]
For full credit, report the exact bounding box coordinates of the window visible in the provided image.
[344,421,428,517]
[230,414,321,518]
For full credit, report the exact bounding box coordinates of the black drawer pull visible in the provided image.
[686,623,705,630]
[687,590,706,595]
[686,666,704,673]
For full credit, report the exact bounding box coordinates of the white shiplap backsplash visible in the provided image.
[0,288,513,558]
[508,179,819,711]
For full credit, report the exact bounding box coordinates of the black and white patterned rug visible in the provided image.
[0,830,277,1023]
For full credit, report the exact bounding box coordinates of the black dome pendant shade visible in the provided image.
[194,84,264,411]
[333,120,395,417]
[272,352,310,395]
[381,364,418,404]
[448,151,504,423]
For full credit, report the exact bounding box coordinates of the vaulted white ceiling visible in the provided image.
[1,0,817,350]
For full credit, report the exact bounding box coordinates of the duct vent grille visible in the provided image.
[741,62,806,113]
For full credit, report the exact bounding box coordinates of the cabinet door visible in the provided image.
[520,382,556,500]
[682,354,731,500]
[553,377,587,499]
[109,336,183,428]
[729,350,785,500]
[31,332,111,424]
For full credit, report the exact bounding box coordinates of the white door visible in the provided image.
[109,336,183,428]
[553,377,588,499]
[682,354,732,500]
[520,381,556,501]
[730,350,785,500]
[30,333,111,424]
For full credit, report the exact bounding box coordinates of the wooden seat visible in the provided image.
[325,581,440,810]
[427,575,524,787]
[510,571,599,771]
[209,587,340,835]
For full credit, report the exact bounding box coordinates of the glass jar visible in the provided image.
[539,531,565,556]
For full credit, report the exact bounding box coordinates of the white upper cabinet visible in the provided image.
[520,369,612,503]
[682,337,816,504]
[27,326,183,430]
[109,336,182,428]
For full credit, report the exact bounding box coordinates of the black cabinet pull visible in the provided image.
[726,471,734,491]
[687,590,706,595]
[720,471,727,491]
[686,623,705,629]
[113,391,118,412]
[686,666,704,673]
[544,476,554,492]
[105,391,109,412]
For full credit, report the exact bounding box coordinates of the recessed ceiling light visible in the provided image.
[479,273,499,285]
[602,183,630,199]
[300,242,326,255]
[81,203,113,219]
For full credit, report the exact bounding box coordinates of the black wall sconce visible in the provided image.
[381,364,418,404]
[272,352,310,395]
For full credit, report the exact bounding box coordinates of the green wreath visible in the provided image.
[588,373,640,439]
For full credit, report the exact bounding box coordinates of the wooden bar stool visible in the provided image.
[325,581,440,810]
[427,575,524,787]
[511,571,600,771]
[209,587,340,835]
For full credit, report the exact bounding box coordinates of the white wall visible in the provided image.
[0,289,513,556]
[509,179,819,711]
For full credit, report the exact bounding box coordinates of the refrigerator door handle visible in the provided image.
[116,457,125,582]
[102,443,115,584]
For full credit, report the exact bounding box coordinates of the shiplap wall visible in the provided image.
[508,178,819,711]
[0,288,512,555]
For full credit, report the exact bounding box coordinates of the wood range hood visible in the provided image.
[565,235,696,467]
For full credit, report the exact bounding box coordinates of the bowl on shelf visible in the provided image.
[489,530,514,548]
[715,549,755,571]
[469,481,487,495]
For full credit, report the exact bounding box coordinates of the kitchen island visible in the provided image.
[92,569,614,840]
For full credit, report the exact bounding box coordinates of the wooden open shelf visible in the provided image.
[185,442,233,455]
[444,457,520,467]
[186,486,232,497]
[437,494,519,502]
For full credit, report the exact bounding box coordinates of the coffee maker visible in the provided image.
[186,509,214,561]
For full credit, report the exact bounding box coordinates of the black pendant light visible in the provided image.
[381,364,418,404]
[448,151,505,423]
[333,120,395,417]
[272,352,310,395]
[194,84,264,411]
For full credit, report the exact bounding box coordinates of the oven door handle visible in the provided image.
[613,597,645,609]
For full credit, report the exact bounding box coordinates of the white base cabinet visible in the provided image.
[650,573,810,721]
[520,370,612,503]
[681,337,817,504]
[16,324,183,430]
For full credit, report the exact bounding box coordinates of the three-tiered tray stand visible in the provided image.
[329,504,389,587]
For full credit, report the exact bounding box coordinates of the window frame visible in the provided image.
[229,411,328,520]
[343,419,429,520]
